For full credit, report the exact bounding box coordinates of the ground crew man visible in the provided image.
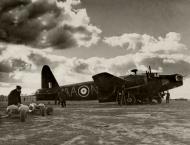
[57,90,67,107]
[116,88,122,105]
[118,85,126,105]
[166,91,170,104]
[54,90,59,105]
[8,85,22,106]
[121,88,126,105]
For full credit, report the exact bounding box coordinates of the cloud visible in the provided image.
[0,43,54,94]
[0,61,13,73]
[28,52,51,67]
[0,44,35,72]
[104,33,143,51]
[1,42,190,94]
[0,0,101,49]
[104,32,190,75]
[103,32,187,53]
[1,31,190,97]
[51,55,137,86]
[72,59,89,74]
[1,52,190,96]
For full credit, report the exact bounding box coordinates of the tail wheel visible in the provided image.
[126,94,136,105]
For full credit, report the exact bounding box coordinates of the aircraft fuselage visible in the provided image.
[36,81,98,101]
[35,65,183,104]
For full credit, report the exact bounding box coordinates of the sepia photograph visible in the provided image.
[0,0,190,144]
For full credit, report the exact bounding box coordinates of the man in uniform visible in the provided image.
[54,89,59,105]
[166,91,170,104]
[118,85,126,105]
[8,85,22,106]
[57,89,67,107]
[116,88,122,105]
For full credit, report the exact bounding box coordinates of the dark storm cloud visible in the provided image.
[26,0,61,19]
[46,25,77,49]
[0,57,31,83]
[0,0,30,13]
[28,52,51,66]
[0,61,13,73]
[0,0,60,45]
[0,0,100,49]
[28,51,63,70]
[11,58,30,71]
[45,24,93,48]
[0,58,30,73]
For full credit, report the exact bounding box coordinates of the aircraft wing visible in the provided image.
[125,84,146,90]
[92,72,149,102]
[92,72,125,87]
[92,72,148,92]
[92,72,125,85]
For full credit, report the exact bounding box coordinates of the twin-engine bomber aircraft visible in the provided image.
[35,65,183,105]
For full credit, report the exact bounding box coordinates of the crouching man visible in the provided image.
[8,86,22,106]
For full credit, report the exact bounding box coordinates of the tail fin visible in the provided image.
[41,65,59,89]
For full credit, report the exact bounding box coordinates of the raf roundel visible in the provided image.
[78,85,90,97]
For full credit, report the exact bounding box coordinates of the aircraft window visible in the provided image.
[48,82,52,88]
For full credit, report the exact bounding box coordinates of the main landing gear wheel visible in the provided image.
[126,95,136,105]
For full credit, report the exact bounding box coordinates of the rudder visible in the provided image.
[41,65,59,89]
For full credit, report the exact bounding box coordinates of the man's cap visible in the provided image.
[16,85,22,90]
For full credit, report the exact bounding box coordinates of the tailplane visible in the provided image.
[41,65,59,89]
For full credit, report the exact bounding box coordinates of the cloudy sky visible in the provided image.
[0,0,190,98]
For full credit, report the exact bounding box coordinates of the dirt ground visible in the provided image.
[0,100,190,145]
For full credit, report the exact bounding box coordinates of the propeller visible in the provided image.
[146,66,153,79]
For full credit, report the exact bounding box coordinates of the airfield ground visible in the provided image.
[0,101,190,145]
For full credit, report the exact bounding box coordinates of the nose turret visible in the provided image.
[175,74,183,82]
[160,74,183,91]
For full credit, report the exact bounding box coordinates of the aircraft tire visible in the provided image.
[136,98,143,104]
[126,94,136,105]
